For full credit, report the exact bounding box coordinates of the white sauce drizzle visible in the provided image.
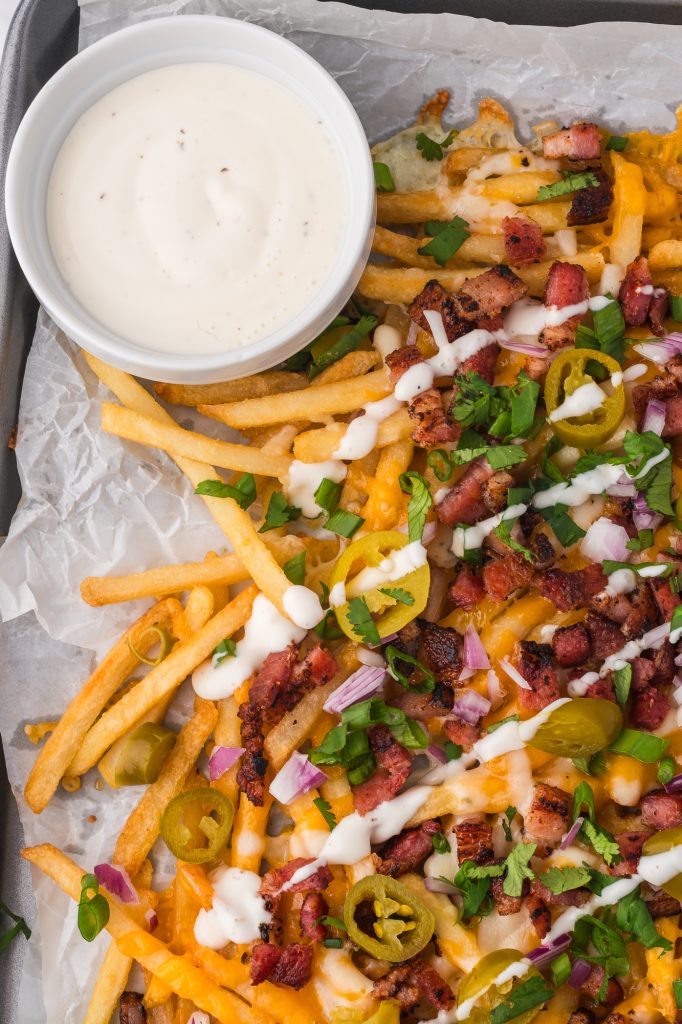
[285,459,347,518]
[329,581,347,608]
[193,866,272,948]
[282,585,325,629]
[332,395,402,460]
[548,381,605,423]
[373,324,403,361]
[451,503,528,556]
[530,463,624,510]
[604,567,637,596]
[345,540,428,598]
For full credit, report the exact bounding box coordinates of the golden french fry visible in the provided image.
[67,587,256,777]
[182,586,215,635]
[648,238,682,270]
[153,371,307,407]
[21,845,274,1024]
[609,153,646,268]
[113,700,219,878]
[102,403,291,480]
[177,863,214,911]
[312,349,380,384]
[230,792,272,872]
[198,369,391,430]
[264,677,338,770]
[83,941,133,1024]
[373,224,507,269]
[293,408,413,463]
[24,598,182,813]
[84,354,293,620]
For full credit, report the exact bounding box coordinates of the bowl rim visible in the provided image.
[5,14,376,382]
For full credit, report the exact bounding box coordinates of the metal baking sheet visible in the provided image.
[1,0,682,1018]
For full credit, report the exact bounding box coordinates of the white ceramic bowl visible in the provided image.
[5,16,375,383]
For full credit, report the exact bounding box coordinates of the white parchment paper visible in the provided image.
[3,1,682,1019]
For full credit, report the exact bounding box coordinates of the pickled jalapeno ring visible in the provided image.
[544,348,625,448]
[128,625,176,667]
[160,788,234,864]
[343,875,434,962]
[527,697,622,759]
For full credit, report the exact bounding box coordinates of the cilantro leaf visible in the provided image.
[0,899,31,952]
[259,491,302,532]
[417,216,470,267]
[385,645,435,692]
[626,528,654,552]
[416,128,458,162]
[613,664,632,712]
[313,796,337,831]
[346,596,380,646]
[541,865,592,894]
[502,806,517,842]
[579,819,621,866]
[399,471,433,543]
[492,516,534,562]
[212,638,237,666]
[616,888,673,951]
[490,976,554,1024]
[195,473,257,510]
[624,430,673,516]
[537,504,586,547]
[373,161,395,193]
[453,861,495,918]
[379,587,415,606]
[503,843,536,897]
[536,171,600,202]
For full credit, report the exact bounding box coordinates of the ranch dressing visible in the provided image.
[47,63,347,355]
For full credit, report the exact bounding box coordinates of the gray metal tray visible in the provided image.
[2,0,682,1017]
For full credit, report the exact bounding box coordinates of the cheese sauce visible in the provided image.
[47,63,347,355]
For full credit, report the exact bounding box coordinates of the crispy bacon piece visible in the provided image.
[631,685,670,731]
[585,676,616,702]
[542,122,601,160]
[409,387,461,447]
[539,261,590,349]
[420,620,463,687]
[373,960,455,1014]
[645,889,682,918]
[652,642,677,686]
[260,858,332,927]
[611,831,652,877]
[568,1012,597,1024]
[663,394,682,437]
[299,892,327,942]
[437,458,511,526]
[250,942,313,990]
[407,280,469,341]
[633,371,679,422]
[490,876,523,915]
[237,701,268,808]
[585,611,625,658]
[567,168,613,226]
[649,286,670,337]
[552,623,591,667]
[641,790,682,830]
[377,820,441,877]
[483,553,533,603]
[582,966,622,1008]
[530,878,590,907]
[460,340,500,383]
[353,724,412,815]
[632,657,656,691]
[536,564,606,611]
[447,566,485,610]
[502,216,547,266]
[516,641,561,713]
[119,993,147,1024]
[620,585,658,640]
[443,716,481,751]
[619,255,653,327]
[457,266,527,320]
[525,892,551,939]
[392,620,421,669]
[385,346,424,384]
[524,783,570,853]
[454,820,495,865]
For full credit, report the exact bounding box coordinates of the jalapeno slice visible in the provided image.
[458,950,525,1009]
[527,698,622,759]
[160,788,234,864]
[458,951,542,1024]
[344,875,434,962]
[544,348,625,448]
[643,827,682,901]
[329,530,430,643]
[109,722,176,787]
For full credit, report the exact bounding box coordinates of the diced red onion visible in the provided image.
[406,321,418,346]
[526,932,571,967]
[368,631,398,650]
[208,745,244,781]
[568,958,592,990]
[323,665,387,713]
[487,668,504,709]
[559,816,584,849]
[423,309,449,349]
[633,491,664,532]
[462,625,491,673]
[499,657,531,690]
[452,689,492,725]
[427,743,448,764]
[144,909,158,932]
[580,516,630,563]
[634,334,682,364]
[187,1014,210,1024]
[643,398,667,436]
[605,472,637,498]
[498,337,549,357]
[269,751,328,805]
[94,863,139,905]
[424,876,457,894]
[664,774,682,794]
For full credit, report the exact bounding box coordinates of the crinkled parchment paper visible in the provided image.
[3,1,682,1019]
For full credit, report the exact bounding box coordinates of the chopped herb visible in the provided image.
[578,819,621,867]
[536,171,600,202]
[541,434,566,484]
[416,128,458,162]
[571,912,629,989]
[492,516,534,563]
[399,471,433,543]
[606,135,628,151]
[324,938,343,948]
[573,780,596,822]
[670,573,682,595]
[259,491,302,532]
[624,430,674,517]
[609,729,670,763]
[603,559,673,578]
[325,508,365,538]
[195,473,257,510]
[313,796,337,830]
[452,371,539,442]
[417,215,470,267]
[212,638,237,666]
[0,900,30,953]
[444,741,462,761]
[573,749,607,777]
[379,587,415,606]
[314,609,343,642]
[453,860,495,918]
[674,979,682,1009]
[541,865,592,894]
[672,604,682,637]
[373,161,395,192]
[385,645,435,692]
[314,477,342,516]
[490,976,554,1023]
[487,714,520,733]
[537,504,586,547]
[658,756,677,786]
[616,888,672,951]
[627,528,654,552]
[310,698,427,777]
[307,315,378,380]
[77,873,110,943]
[346,596,380,646]
[502,806,517,842]
[448,443,527,471]
[613,664,632,712]
[503,843,536,897]
[670,295,682,323]
[318,914,347,931]
[283,551,307,586]
[591,299,627,363]
[432,832,451,854]
[551,952,571,988]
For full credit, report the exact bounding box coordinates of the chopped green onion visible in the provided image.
[551,952,571,987]
[674,979,682,1009]
[325,508,364,539]
[195,473,257,510]
[324,937,343,949]
[0,899,31,952]
[373,161,395,193]
[314,477,342,516]
[487,714,520,733]
[432,832,450,854]
[670,295,682,323]
[609,729,670,763]
[77,874,110,942]
[658,756,677,786]
[606,135,628,151]
[307,315,378,381]
[536,171,600,202]
[444,741,462,761]
[283,551,306,586]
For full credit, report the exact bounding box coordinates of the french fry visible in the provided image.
[182,586,215,635]
[24,598,182,813]
[113,699,219,878]
[102,403,292,480]
[609,153,646,269]
[292,408,413,463]
[230,792,272,872]
[84,354,294,619]
[83,941,133,1024]
[312,349,380,384]
[143,972,175,1010]
[648,238,682,270]
[373,225,507,269]
[21,845,274,1024]
[177,863,213,911]
[264,677,338,770]
[153,371,307,407]
[198,369,391,430]
[80,535,304,607]
[360,440,412,531]
[67,586,256,777]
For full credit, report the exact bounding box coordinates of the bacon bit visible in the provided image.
[437,458,510,527]
[249,942,313,990]
[373,960,455,1013]
[377,820,441,877]
[567,168,613,226]
[454,820,494,865]
[581,966,622,1008]
[443,716,481,751]
[299,892,327,942]
[539,261,590,350]
[649,287,670,337]
[523,783,570,853]
[536,564,606,611]
[352,724,412,815]
[516,641,561,713]
[407,279,469,341]
[542,122,601,160]
[525,892,551,939]
[611,831,652,877]
[551,623,591,667]
[419,620,463,687]
[409,388,461,447]
[619,255,653,326]
[491,875,523,915]
[483,553,533,603]
[584,611,626,658]
[447,566,485,610]
[631,685,670,731]
[502,216,546,266]
[385,346,424,384]
[460,339,500,383]
[457,266,527,320]
[531,878,590,908]
[640,790,682,830]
